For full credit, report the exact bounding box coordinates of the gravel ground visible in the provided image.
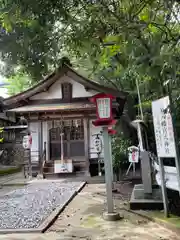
[0,181,83,229]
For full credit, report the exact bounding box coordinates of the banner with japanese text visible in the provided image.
[152,96,176,158]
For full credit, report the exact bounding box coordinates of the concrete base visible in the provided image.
[103,212,122,221]
[130,184,164,210]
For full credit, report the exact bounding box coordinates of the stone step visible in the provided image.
[43,170,88,178]
[43,172,77,179]
[75,171,88,177]
[43,166,54,173]
[44,161,54,167]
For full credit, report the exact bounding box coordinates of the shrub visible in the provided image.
[112,134,132,173]
[0,166,21,176]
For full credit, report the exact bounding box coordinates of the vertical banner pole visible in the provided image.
[158,157,169,217]
[126,163,132,176]
[152,96,174,217]
[133,163,135,176]
[167,83,180,194]
[102,126,114,213]
[136,78,144,121]
[137,123,144,151]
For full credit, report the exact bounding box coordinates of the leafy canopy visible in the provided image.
[0,0,180,105]
[1,0,180,157]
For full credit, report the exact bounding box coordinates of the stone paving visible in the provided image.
[0,183,178,239]
[0,172,25,186]
[0,181,83,229]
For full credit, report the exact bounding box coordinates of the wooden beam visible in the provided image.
[28,97,90,105]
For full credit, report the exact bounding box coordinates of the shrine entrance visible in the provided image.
[49,119,85,160]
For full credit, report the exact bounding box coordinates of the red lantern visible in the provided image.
[90,93,117,127]
[108,126,117,135]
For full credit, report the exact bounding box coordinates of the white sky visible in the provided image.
[0,60,9,98]
[0,87,8,98]
[0,76,8,98]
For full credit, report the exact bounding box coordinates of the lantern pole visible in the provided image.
[90,93,120,221]
[102,126,114,213]
[109,133,114,183]
[102,127,120,221]
[136,78,144,120]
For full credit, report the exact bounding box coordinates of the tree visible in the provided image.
[5,69,32,96]
[1,1,180,133]
[0,1,179,82]
[1,0,180,169]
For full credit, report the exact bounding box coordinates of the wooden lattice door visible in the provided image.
[69,119,85,157]
[49,119,85,160]
[49,119,68,160]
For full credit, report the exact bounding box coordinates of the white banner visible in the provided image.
[152,96,176,158]
[22,135,32,149]
[128,146,139,163]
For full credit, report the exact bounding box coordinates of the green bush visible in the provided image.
[112,134,132,173]
[0,166,21,176]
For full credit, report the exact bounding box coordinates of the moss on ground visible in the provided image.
[144,211,180,228]
[81,215,101,228]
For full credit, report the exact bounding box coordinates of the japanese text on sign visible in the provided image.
[128,146,139,163]
[152,96,176,158]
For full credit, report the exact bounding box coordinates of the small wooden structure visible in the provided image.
[3,62,127,178]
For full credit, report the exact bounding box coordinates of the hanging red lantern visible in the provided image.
[90,93,117,127]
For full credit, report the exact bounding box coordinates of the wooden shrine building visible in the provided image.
[3,63,127,177]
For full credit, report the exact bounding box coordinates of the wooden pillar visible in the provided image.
[46,121,51,161]
[38,121,43,163]
[84,118,90,176]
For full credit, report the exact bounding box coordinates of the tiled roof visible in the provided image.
[7,103,96,113]
[3,63,128,106]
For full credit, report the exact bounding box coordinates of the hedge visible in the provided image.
[0,166,22,176]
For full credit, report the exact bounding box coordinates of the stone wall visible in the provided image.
[0,130,25,166]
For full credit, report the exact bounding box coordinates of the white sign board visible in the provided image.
[54,160,73,173]
[128,146,139,163]
[152,96,176,158]
[22,135,31,149]
[93,137,102,153]
[97,98,110,119]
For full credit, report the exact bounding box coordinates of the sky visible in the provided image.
[0,76,8,98]
[0,60,8,98]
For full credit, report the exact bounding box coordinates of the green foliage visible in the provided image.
[0,166,21,176]
[112,133,132,172]
[0,0,180,150]
[0,0,176,81]
[5,69,32,96]
[0,127,4,143]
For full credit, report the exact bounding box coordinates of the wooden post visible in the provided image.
[47,121,51,161]
[38,121,43,166]
[44,141,46,161]
[60,133,64,163]
[40,141,47,174]
[84,118,90,176]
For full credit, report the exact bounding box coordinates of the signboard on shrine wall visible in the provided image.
[152,96,176,158]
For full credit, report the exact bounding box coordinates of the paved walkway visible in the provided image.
[0,184,178,239]
[0,172,27,185]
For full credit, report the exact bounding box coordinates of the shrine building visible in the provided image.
[3,62,127,178]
